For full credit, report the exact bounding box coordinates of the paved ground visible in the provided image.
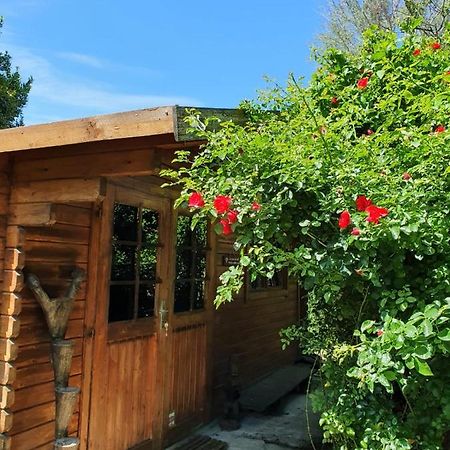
[169,392,328,450]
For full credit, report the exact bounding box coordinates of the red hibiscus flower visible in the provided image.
[351,227,361,236]
[220,218,233,236]
[188,192,205,208]
[355,195,372,211]
[357,77,369,89]
[214,195,232,214]
[412,48,421,56]
[435,124,445,133]
[338,210,351,229]
[251,202,261,211]
[331,97,339,105]
[366,205,389,224]
[376,329,384,337]
[227,210,239,224]
[431,42,441,50]
[402,172,412,181]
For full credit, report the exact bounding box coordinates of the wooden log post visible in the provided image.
[51,340,74,387]
[54,437,80,449]
[26,268,85,339]
[55,387,80,439]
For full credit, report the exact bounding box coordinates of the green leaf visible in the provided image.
[414,358,433,376]
[437,329,450,341]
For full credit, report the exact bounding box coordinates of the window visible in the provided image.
[249,270,287,291]
[174,215,207,313]
[108,203,159,323]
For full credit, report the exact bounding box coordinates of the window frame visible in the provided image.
[245,269,289,302]
[173,211,210,315]
[107,192,164,341]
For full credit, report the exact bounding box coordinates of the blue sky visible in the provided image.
[1,0,327,125]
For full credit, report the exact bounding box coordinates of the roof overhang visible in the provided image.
[0,105,244,154]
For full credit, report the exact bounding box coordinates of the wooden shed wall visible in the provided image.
[211,237,299,413]
[11,203,93,449]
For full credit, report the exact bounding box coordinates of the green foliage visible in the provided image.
[0,17,32,128]
[164,27,450,449]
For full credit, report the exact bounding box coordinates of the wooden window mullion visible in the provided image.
[133,205,143,320]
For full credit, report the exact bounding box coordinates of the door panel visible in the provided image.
[87,183,169,450]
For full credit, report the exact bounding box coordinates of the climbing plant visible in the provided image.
[163,24,450,450]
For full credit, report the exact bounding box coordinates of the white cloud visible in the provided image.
[56,51,105,69]
[0,44,202,124]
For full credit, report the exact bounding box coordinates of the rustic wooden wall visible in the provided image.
[11,203,92,450]
[212,236,300,413]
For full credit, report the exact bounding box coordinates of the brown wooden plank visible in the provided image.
[0,363,15,386]
[14,148,158,182]
[0,316,20,339]
[15,340,83,370]
[11,179,106,204]
[0,294,21,317]
[0,410,12,433]
[0,340,17,362]
[14,374,81,412]
[25,241,89,263]
[26,224,90,245]
[0,106,174,152]
[8,204,56,227]
[53,204,92,227]
[15,356,82,390]
[10,413,78,449]
[0,386,14,410]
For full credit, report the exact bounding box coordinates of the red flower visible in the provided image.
[351,227,361,236]
[251,201,261,211]
[431,42,441,50]
[413,48,421,56]
[188,192,205,208]
[366,205,389,224]
[402,172,412,181]
[214,195,232,214]
[376,329,384,337]
[338,210,351,229]
[220,218,233,236]
[227,210,239,224]
[331,96,339,105]
[366,129,374,135]
[357,77,369,89]
[435,124,445,133]
[355,195,372,211]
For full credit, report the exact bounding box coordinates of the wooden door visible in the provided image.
[86,183,174,450]
[164,213,215,446]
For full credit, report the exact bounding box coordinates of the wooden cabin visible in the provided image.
[0,106,300,450]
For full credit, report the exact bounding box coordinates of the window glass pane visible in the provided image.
[141,209,159,244]
[109,285,134,322]
[194,251,206,279]
[113,204,138,242]
[194,220,207,247]
[138,283,155,318]
[139,246,157,280]
[111,243,136,281]
[176,250,192,279]
[193,279,205,310]
[174,280,191,313]
[176,215,192,247]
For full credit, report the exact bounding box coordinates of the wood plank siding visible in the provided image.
[211,236,299,414]
[10,203,93,449]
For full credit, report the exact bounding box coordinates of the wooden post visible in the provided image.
[51,340,74,387]
[54,437,79,449]
[26,268,85,339]
[55,387,80,439]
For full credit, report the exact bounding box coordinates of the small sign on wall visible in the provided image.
[222,254,240,266]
